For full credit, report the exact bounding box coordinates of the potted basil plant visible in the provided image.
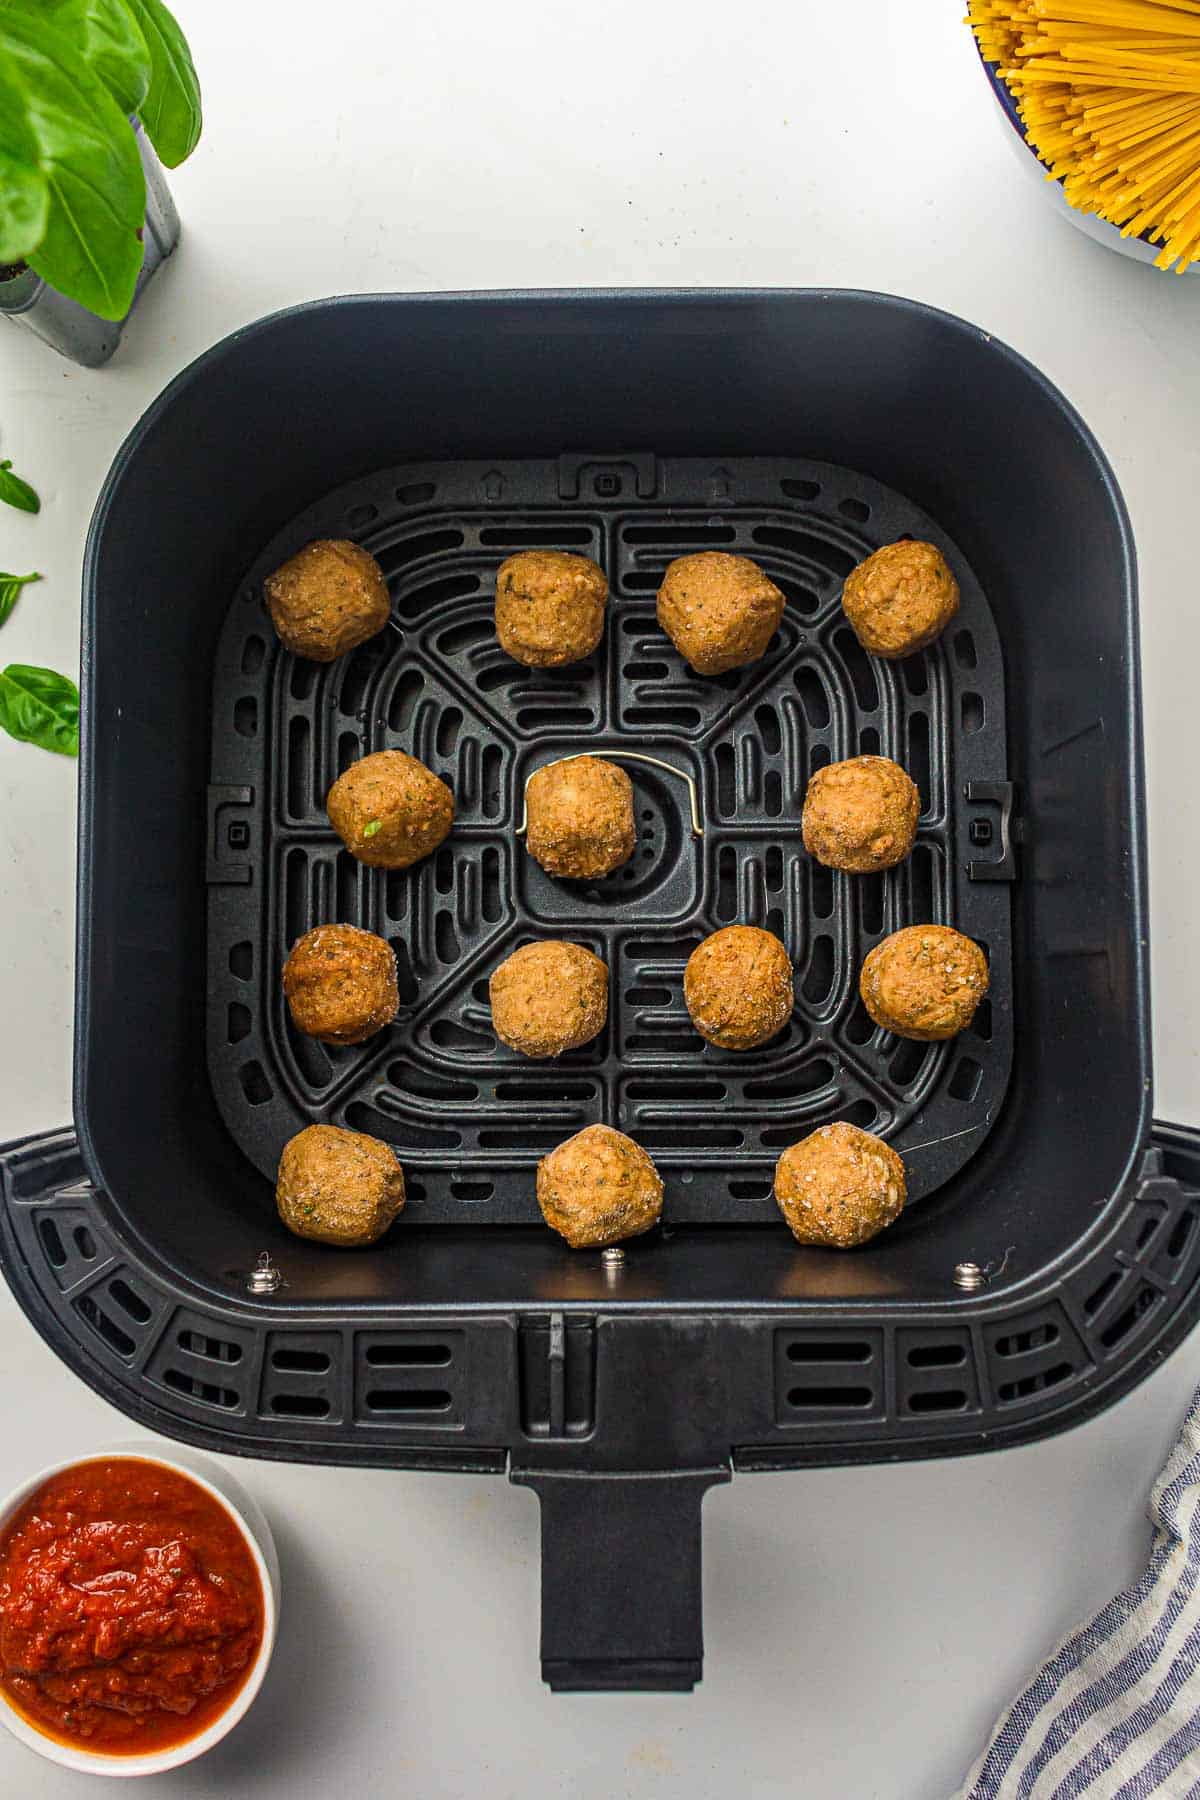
[0,0,201,366]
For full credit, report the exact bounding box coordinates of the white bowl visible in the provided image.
[0,1442,280,1778]
[974,39,1200,274]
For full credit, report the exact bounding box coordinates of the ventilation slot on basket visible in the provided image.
[1099,1283,1162,1350]
[162,1369,239,1409]
[355,1331,464,1426]
[365,1342,452,1366]
[39,1218,66,1268]
[984,1307,1089,1407]
[787,1385,873,1409]
[909,1389,967,1413]
[271,1394,331,1418]
[787,1339,870,1364]
[259,1332,342,1426]
[36,1210,107,1291]
[364,1388,452,1413]
[995,1322,1059,1357]
[75,1294,136,1358]
[177,1329,241,1364]
[272,1346,330,1373]
[896,1330,979,1415]
[775,1329,883,1421]
[997,1365,1075,1404]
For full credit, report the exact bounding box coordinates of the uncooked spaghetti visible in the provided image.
[967,0,1200,271]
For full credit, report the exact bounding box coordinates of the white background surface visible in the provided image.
[0,2,1198,1795]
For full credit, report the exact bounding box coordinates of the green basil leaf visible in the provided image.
[0,662,79,756]
[0,459,40,513]
[0,51,47,262]
[0,570,41,629]
[9,0,153,116]
[0,12,146,321]
[121,0,200,168]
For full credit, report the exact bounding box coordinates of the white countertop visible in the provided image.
[1,2,1199,1795]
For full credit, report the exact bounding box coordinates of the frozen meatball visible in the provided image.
[536,1124,663,1249]
[263,538,391,662]
[327,749,453,869]
[802,755,920,873]
[276,1123,405,1247]
[841,540,959,659]
[495,549,607,668]
[684,925,794,1051]
[657,551,785,675]
[774,1121,906,1249]
[283,923,399,1045]
[490,940,608,1058]
[525,755,635,879]
[860,923,989,1041]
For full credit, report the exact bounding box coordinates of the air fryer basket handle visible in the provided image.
[512,1467,730,1692]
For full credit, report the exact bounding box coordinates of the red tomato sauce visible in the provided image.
[0,1457,264,1755]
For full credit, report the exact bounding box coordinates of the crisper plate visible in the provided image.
[206,455,1013,1223]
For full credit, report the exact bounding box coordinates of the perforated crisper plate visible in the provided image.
[207,455,1013,1225]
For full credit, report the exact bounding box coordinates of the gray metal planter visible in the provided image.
[0,123,180,368]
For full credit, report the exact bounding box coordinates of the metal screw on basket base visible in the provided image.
[953,1260,986,1292]
[246,1252,282,1296]
[601,1246,626,1279]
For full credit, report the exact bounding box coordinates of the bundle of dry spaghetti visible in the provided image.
[966,0,1200,271]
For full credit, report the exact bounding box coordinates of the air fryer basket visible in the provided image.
[3,291,1197,1694]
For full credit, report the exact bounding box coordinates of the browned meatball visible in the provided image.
[536,1124,663,1248]
[860,924,989,1041]
[657,551,785,675]
[495,549,607,667]
[327,749,454,869]
[283,923,399,1045]
[264,539,391,662]
[276,1123,405,1247]
[802,755,920,873]
[841,540,959,659]
[490,941,608,1058]
[684,925,793,1050]
[774,1121,906,1248]
[525,756,635,879]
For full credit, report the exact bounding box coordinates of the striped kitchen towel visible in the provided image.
[958,1385,1200,1799]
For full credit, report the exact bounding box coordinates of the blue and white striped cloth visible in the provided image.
[958,1388,1200,1798]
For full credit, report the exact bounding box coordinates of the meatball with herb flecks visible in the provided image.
[327,749,453,869]
[264,538,390,662]
[276,1124,405,1247]
[490,940,608,1058]
[860,924,989,1041]
[841,539,959,659]
[774,1121,906,1248]
[656,551,785,675]
[524,755,635,880]
[802,754,920,873]
[684,925,794,1051]
[536,1124,663,1248]
[495,549,607,667]
[283,923,399,1045]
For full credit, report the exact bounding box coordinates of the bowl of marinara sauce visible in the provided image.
[0,1447,279,1776]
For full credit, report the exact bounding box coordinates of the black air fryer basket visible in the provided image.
[4,291,1198,1693]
